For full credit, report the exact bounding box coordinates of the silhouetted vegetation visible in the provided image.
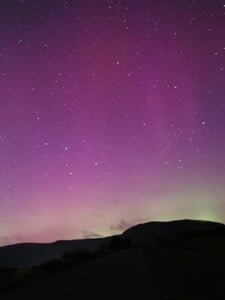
[0,238,133,294]
[1,220,225,299]
[96,236,133,256]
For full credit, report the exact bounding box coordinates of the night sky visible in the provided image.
[0,0,225,246]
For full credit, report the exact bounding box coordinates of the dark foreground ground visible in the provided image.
[144,233,225,300]
[0,249,159,300]
[0,220,225,299]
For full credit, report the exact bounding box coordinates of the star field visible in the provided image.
[0,0,225,245]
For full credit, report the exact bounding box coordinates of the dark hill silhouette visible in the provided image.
[122,219,225,246]
[0,219,224,269]
[0,219,225,299]
[0,237,112,268]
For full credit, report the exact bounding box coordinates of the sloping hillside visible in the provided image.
[0,249,160,300]
[0,219,225,299]
[0,237,112,268]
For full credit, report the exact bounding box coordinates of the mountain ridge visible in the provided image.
[0,219,224,268]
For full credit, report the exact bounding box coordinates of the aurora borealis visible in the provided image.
[0,0,225,246]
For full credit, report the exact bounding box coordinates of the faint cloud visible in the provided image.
[81,230,103,239]
[0,235,23,246]
[110,218,145,233]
